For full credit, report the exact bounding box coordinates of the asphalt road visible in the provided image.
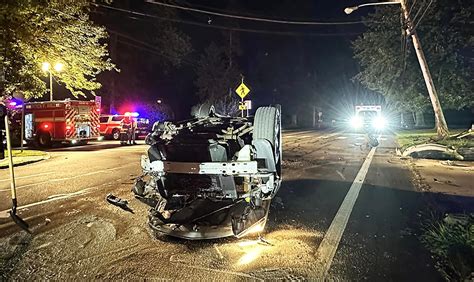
[0,131,444,280]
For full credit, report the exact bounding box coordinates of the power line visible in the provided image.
[95,4,363,37]
[118,39,195,66]
[411,0,434,32]
[107,29,198,66]
[178,0,288,19]
[410,0,427,25]
[144,0,369,26]
[407,0,418,18]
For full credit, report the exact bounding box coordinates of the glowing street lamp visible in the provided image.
[42,62,64,101]
[344,1,400,14]
[54,62,63,72]
[41,62,51,72]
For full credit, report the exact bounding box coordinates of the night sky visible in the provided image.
[53,1,382,120]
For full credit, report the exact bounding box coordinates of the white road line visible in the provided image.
[283,135,314,139]
[313,146,377,278]
[283,130,315,136]
[0,188,94,219]
[0,171,56,182]
[0,164,136,192]
[321,132,341,139]
[336,136,347,140]
[283,134,311,139]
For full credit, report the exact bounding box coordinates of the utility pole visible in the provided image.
[399,0,449,138]
[49,71,53,101]
[228,31,233,115]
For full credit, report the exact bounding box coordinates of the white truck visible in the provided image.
[350,105,386,131]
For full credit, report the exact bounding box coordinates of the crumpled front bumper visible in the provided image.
[148,220,235,240]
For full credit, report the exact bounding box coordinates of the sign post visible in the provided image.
[20,105,25,152]
[244,100,252,117]
[235,79,251,117]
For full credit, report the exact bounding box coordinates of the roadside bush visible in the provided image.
[421,214,473,281]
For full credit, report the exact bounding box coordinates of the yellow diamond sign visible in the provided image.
[235,82,250,99]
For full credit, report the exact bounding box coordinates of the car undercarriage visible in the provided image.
[133,106,282,240]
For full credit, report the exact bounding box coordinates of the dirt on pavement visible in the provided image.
[409,159,474,197]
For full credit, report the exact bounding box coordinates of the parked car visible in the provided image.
[99,114,124,140]
[135,117,151,139]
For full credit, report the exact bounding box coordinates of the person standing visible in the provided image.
[120,116,132,145]
[131,116,137,145]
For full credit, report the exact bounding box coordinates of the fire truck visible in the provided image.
[24,98,101,147]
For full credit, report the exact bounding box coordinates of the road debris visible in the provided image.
[258,235,274,246]
[106,194,134,213]
[336,170,346,180]
[433,178,460,187]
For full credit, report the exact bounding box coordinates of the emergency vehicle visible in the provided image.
[135,117,151,139]
[24,98,101,147]
[349,105,386,131]
[99,113,150,140]
[99,114,125,140]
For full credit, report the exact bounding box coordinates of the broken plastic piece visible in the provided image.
[106,194,134,213]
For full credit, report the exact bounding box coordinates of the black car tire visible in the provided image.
[112,128,120,140]
[36,132,52,148]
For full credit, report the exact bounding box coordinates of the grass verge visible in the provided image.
[0,150,49,168]
[396,129,473,151]
[420,214,473,281]
[6,150,48,158]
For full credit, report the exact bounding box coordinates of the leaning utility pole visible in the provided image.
[400,0,449,138]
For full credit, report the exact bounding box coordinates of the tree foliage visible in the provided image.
[0,0,115,99]
[353,0,473,112]
[194,41,241,115]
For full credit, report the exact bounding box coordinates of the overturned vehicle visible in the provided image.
[133,106,282,240]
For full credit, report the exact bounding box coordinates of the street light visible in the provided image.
[41,62,51,72]
[54,62,63,72]
[344,1,400,14]
[42,62,64,101]
[344,0,450,137]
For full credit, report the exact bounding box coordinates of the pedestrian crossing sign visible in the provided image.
[235,82,250,99]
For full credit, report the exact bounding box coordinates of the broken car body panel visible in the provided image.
[134,106,282,240]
